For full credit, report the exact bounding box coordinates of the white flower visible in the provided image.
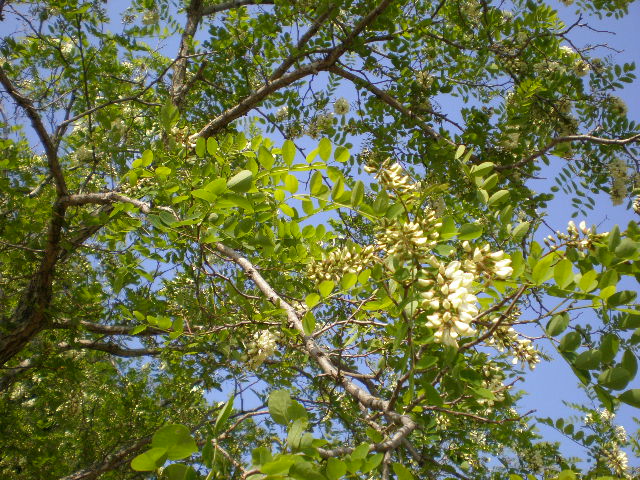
[61,40,74,55]
[493,259,513,279]
[560,45,576,57]
[333,97,350,115]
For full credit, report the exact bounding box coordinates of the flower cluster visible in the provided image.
[423,261,479,347]
[461,242,513,279]
[246,330,279,369]
[376,219,440,260]
[601,443,629,477]
[307,245,376,283]
[543,220,603,251]
[607,95,628,116]
[477,364,508,406]
[485,316,540,369]
[364,159,416,195]
[333,97,350,115]
[633,195,640,215]
[275,106,289,121]
[415,71,434,89]
[609,158,629,206]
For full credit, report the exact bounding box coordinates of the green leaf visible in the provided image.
[282,139,296,165]
[341,272,357,289]
[164,464,196,480]
[512,221,530,241]
[470,161,493,177]
[160,101,179,129]
[261,456,297,475]
[334,145,350,163]
[532,255,554,285]
[290,460,326,480]
[619,389,640,408]
[574,350,602,370]
[331,178,344,201]
[227,170,254,193]
[192,189,217,203]
[578,269,598,293]
[287,418,307,450]
[607,290,637,307]
[213,396,234,435]
[487,189,509,206]
[284,174,299,193]
[258,146,274,170]
[318,280,334,297]
[559,331,581,352]
[155,166,171,180]
[325,458,347,480]
[310,171,324,195]
[392,462,414,480]
[302,312,315,335]
[615,238,639,259]
[361,453,383,473]
[252,446,273,467]
[351,443,370,461]
[351,180,365,207]
[598,366,632,390]
[195,137,205,157]
[131,447,167,471]
[305,293,321,309]
[607,225,621,251]
[600,334,620,363]
[204,177,227,194]
[207,137,218,155]
[553,259,574,289]
[268,390,292,425]
[151,425,197,460]
[318,138,332,161]
[140,149,153,167]
[622,350,638,377]
[546,314,570,336]
[458,223,483,240]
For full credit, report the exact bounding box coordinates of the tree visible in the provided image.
[0,0,638,478]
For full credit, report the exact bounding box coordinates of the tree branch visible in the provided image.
[57,339,162,358]
[191,0,394,138]
[213,242,417,456]
[497,133,640,171]
[0,65,67,195]
[59,435,152,480]
[201,0,275,16]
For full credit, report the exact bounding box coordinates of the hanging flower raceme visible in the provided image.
[307,244,377,283]
[246,330,279,369]
[462,242,513,279]
[421,261,479,347]
[364,159,416,196]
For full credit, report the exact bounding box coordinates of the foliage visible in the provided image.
[0,0,639,479]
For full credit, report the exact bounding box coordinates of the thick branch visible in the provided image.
[171,0,204,106]
[0,201,67,367]
[0,66,67,195]
[270,7,335,81]
[192,0,394,138]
